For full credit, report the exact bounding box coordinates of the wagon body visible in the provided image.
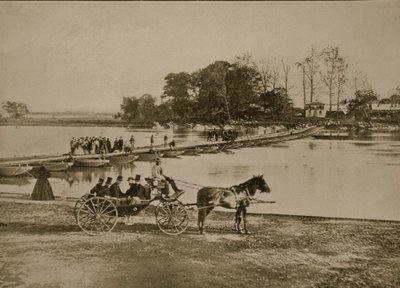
[74,180,189,236]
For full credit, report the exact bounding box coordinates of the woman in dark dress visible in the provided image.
[31,166,54,201]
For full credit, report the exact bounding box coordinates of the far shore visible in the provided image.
[0,198,399,288]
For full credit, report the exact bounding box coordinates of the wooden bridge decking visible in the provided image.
[0,126,321,166]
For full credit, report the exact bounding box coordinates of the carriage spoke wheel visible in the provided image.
[155,201,189,235]
[74,194,90,222]
[77,197,118,236]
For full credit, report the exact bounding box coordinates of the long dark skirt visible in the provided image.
[31,175,54,200]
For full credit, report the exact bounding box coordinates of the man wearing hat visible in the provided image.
[90,178,104,195]
[126,175,147,202]
[99,177,112,197]
[110,175,125,198]
[151,157,182,197]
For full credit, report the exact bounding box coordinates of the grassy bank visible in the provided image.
[0,200,399,288]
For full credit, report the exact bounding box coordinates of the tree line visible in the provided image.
[117,46,400,125]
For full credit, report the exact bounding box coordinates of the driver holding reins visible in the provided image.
[151,157,183,198]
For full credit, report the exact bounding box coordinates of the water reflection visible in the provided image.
[1,129,400,221]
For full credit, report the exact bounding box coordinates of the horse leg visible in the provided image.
[235,207,242,233]
[198,209,205,235]
[243,207,251,235]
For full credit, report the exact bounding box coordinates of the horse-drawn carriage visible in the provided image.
[74,175,272,236]
[74,178,189,236]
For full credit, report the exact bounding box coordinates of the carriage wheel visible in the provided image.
[74,194,90,222]
[77,197,118,236]
[155,201,189,235]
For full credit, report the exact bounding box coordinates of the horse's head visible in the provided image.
[252,174,271,194]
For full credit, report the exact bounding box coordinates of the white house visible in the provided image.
[305,101,326,118]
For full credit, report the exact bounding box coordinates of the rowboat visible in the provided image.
[73,158,110,167]
[200,146,220,153]
[182,148,202,156]
[108,154,138,164]
[311,130,351,140]
[0,165,33,177]
[226,142,243,149]
[135,152,164,162]
[162,151,184,158]
[40,162,74,172]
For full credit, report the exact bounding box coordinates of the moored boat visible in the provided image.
[135,152,164,162]
[40,162,73,172]
[200,146,220,153]
[73,158,110,167]
[311,130,351,140]
[226,142,243,149]
[0,165,33,177]
[108,154,138,164]
[162,151,184,158]
[182,148,202,156]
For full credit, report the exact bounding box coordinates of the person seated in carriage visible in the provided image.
[98,177,112,197]
[89,178,104,196]
[110,175,125,198]
[151,157,183,198]
[125,175,149,204]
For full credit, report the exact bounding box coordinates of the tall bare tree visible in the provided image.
[281,59,292,100]
[303,47,320,103]
[321,47,340,112]
[295,61,307,112]
[254,58,280,93]
[335,57,348,111]
[351,70,370,94]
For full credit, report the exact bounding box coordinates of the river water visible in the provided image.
[0,126,399,221]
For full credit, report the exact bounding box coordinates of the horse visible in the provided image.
[196,175,271,235]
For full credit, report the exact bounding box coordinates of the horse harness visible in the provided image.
[230,185,252,208]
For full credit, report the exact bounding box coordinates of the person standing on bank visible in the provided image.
[151,157,182,197]
[129,135,135,151]
[150,135,154,148]
[31,166,54,201]
[164,135,168,147]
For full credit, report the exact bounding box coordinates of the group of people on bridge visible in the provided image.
[70,136,135,155]
[207,129,239,142]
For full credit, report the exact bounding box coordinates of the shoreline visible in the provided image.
[1,199,399,287]
[1,195,399,224]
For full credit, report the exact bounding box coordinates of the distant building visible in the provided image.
[305,101,325,118]
[371,99,400,111]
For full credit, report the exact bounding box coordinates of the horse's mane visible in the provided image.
[235,175,264,190]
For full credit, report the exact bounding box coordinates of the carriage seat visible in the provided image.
[145,177,166,189]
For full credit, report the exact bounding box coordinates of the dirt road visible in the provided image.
[1,201,399,288]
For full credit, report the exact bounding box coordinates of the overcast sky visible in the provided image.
[1,1,399,112]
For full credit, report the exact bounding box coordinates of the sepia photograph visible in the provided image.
[0,1,399,287]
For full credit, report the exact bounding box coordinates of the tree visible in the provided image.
[347,89,378,121]
[335,57,348,111]
[303,47,320,103]
[197,61,231,123]
[295,61,307,112]
[138,94,157,123]
[225,60,259,119]
[253,58,280,93]
[2,101,29,119]
[321,47,340,112]
[162,72,194,121]
[115,97,140,123]
[281,59,292,100]
[351,70,370,94]
[260,88,292,120]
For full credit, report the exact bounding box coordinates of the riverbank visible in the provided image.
[1,199,399,288]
